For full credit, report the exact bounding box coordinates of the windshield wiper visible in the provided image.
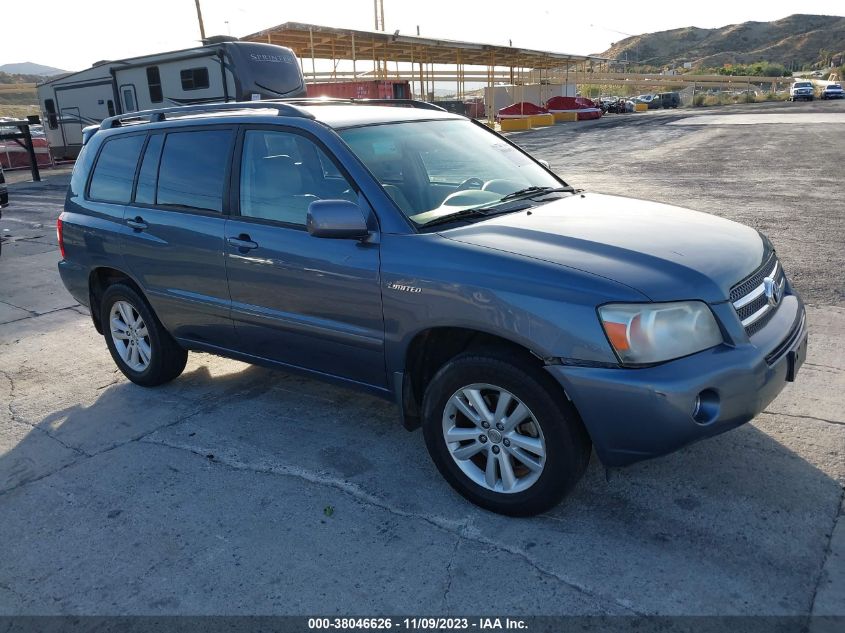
[421,208,499,228]
[498,186,574,202]
[421,203,536,228]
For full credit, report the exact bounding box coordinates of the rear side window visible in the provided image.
[88,134,145,203]
[146,66,163,103]
[156,130,232,212]
[180,67,210,91]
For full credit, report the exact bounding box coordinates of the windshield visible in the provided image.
[794,83,812,88]
[339,119,565,226]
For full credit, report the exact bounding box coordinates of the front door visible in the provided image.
[224,127,385,387]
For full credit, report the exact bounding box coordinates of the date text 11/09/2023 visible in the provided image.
[307,617,528,630]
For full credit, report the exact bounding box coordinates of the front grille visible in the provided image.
[730,252,785,336]
[730,252,776,302]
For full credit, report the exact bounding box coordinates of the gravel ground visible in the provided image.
[513,99,845,307]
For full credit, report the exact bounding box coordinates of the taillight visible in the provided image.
[57,214,65,259]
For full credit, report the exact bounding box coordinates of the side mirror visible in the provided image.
[538,159,551,170]
[307,200,370,239]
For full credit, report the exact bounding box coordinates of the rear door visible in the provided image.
[224,126,385,386]
[83,131,147,278]
[121,126,236,346]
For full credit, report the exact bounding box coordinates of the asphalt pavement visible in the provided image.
[0,100,842,621]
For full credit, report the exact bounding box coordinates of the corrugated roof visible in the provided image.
[241,22,603,69]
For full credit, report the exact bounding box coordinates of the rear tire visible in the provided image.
[421,350,591,516]
[100,283,188,387]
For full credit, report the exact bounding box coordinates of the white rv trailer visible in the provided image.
[37,39,305,160]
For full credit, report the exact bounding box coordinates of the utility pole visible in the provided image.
[373,0,385,31]
[373,0,385,76]
[194,0,206,41]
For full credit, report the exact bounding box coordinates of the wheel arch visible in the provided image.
[397,326,560,431]
[88,266,144,334]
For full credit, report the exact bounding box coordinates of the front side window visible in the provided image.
[239,130,354,225]
[88,134,146,203]
[146,66,163,103]
[339,119,564,226]
[156,130,233,212]
[180,67,210,91]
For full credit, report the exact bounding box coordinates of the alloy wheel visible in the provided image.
[442,383,546,494]
[109,300,152,372]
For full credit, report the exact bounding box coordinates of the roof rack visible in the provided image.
[98,97,446,130]
[99,101,314,130]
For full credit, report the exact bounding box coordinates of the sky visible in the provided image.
[1,0,843,72]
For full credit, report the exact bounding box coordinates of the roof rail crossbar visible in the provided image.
[99,101,314,129]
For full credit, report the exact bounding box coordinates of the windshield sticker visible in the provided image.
[372,140,399,157]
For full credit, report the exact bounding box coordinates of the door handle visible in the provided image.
[227,234,258,251]
[126,216,147,231]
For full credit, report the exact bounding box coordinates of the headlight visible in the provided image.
[598,301,723,365]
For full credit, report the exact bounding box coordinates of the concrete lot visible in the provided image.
[0,101,843,619]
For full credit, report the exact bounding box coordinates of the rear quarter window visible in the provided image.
[88,134,146,203]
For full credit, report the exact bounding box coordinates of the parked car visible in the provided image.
[820,83,844,100]
[636,94,660,109]
[789,82,814,101]
[655,92,681,108]
[57,99,807,516]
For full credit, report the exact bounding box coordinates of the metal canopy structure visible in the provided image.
[241,22,603,71]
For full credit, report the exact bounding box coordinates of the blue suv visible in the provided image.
[57,100,807,515]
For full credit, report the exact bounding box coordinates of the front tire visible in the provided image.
[421,351,591,516]
[100,283,188,387]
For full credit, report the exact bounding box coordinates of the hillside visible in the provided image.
[0,62,67,76]
[597,14,845,70]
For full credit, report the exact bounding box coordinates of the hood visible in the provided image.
[439,193,766,303]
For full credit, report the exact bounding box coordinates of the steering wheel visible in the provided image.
[455,177,485,192]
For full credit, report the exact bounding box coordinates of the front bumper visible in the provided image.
[546,301,807,467]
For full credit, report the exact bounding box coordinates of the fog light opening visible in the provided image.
[692,389,720,425]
